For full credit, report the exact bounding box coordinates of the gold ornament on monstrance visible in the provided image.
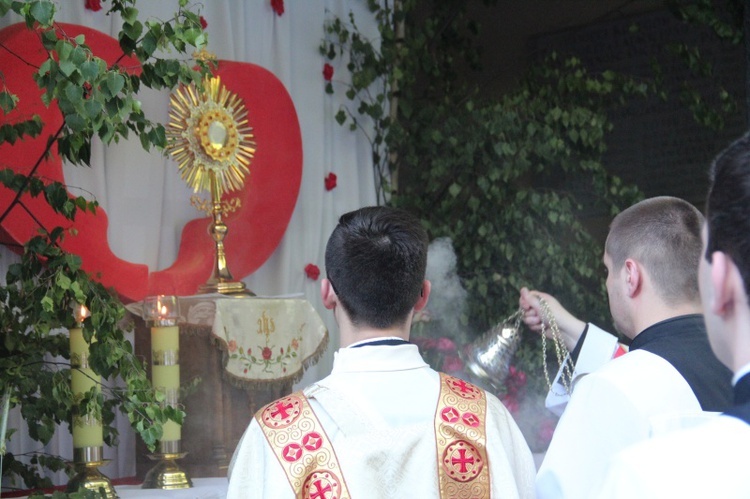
[165,75,256,294]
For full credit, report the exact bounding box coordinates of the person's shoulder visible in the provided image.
[615,415,749,474]
[593,348,671,378]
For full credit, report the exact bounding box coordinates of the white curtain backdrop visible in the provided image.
[0,0,379,485]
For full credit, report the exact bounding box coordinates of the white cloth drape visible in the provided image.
[0,0,378,485]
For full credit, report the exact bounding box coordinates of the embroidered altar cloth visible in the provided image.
[127,294,328,389]
[212,296,328,387]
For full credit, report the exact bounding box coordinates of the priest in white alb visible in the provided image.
[228,206,536,498]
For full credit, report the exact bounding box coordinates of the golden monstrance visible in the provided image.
[165,75,256,294]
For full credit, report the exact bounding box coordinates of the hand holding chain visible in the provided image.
[537,295,574,395]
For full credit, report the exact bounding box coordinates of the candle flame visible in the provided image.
[74,304,91,323]
[160,305,168,317]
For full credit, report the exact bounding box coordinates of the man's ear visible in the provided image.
[414,280,431,311]
[709,251,734,316]
[321,278,337,310]
[624,259,641,297]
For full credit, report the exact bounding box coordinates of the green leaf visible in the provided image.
[65,113,86,132]
[29,0,55,27]
[80,60,100,81]
[105,73,126,97]
[84,99,103,119]
[0,90,18,113]
[41,295,54,312]
[335,109,347,125]
[122,20,144,42]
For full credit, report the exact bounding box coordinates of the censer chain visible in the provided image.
[537,295,574,396]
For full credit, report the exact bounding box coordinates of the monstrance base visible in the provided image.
[198,279,255,295]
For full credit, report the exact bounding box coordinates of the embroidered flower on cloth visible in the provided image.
[324,172,337,191]
[262,347,273,360]
[323,63,334,81]
[85,0,102,12]
[199,16,208,29]
[227,339,238,353]
[271,0,285,16]
[305,263,320,281]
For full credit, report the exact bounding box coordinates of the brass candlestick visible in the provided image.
[142,441,192,490]
[67,447,117,498]
[142,296,193,490]
[67,304,117,497]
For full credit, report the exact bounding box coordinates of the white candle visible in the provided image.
[70,304,103,449]
[146,296,181,443]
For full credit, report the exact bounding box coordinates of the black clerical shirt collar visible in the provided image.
[348,337,411,348]
[629,314,704,351]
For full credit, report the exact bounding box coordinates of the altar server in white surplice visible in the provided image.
[592,133,750,499]
[227,206,536,499]
[519,196,733,499]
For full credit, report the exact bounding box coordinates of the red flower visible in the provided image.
[199,16,208,29]
[227,339,238,353]
[271,0,284,16]
[323,63,334,81]
[538,417,557,447]
[324,173,337,191]
[413,337,437,351]
[85,0,102,12]
[262,347,272,360]
[305,263,320,281]
[442,355,464,373]
[436,337,457,353]
[501,394,520,415]
[505,365,528,396]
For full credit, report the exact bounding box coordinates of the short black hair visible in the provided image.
[324,206,428,328]
[706,133,750,297]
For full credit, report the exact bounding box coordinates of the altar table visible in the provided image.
[117,477,228,498]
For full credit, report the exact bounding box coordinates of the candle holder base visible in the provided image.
[66,460,117,498]
[142,452,193,490]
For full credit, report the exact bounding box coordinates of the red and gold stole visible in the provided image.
[256,392,351,499]
[435,373,491,498]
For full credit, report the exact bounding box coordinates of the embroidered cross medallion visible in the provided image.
[435,373,490,497]
[256,391,351,498]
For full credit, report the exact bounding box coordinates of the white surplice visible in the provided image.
[591,414,750,498]
[227,344,536,498]
[537,326,701,499]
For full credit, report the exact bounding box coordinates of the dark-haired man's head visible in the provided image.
[705,133,750,298]
[324,206,428,329]
[701,133,750,369]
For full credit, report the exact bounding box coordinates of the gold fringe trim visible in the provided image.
[212,330,330,391]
